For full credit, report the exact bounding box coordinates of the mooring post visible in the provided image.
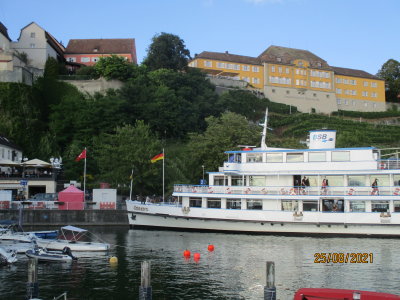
[264,261,276,300]
[26,258,39,300]
[139,260,152,300]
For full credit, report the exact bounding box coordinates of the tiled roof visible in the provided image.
[0,136,22,150]
[258,45,331,69]
[65,38,136,56]
[0,22,11,41]
[331,66,381,80]
[194,51,261,65]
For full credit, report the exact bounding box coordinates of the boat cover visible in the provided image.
[61,225,87,232]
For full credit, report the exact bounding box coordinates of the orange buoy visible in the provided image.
[207,244,215,252]
[183,250,191,258]
[193,253,200,261]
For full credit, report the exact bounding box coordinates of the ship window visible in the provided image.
[370,175,389,187]
[247,200,262,210]
[394,175,400,186]
[308,152,326,162]
[287,153,304,163]
[246,153,262,163]
[227,199,241,209]
[324,175,344,187]
[214,176,227,186]
[303,201,318,211]
[232,176,244,186]
[322,199,344,212]
[207,198,221,209]
[350,201,365,212]
[249,176,265,186]
[348,175,366,187]
[332,151,350,161]
[371,201,389,212]
[394,201,400,212]
[189,197,202,208]
[266,153,283,162]
[281,200,298,211]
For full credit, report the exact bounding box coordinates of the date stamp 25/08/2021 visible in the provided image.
[314,253,373,264]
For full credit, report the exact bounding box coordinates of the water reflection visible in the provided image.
[1,227,400,299]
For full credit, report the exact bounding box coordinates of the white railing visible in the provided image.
[174,184,400,197]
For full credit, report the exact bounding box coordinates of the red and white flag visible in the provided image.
[75,149,87,161]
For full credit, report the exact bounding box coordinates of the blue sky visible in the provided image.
[1,0,398,74]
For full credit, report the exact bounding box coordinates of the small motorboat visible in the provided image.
[26,246,77,263]
[294,288,400,299]
[36,225,110,252]
[0,246,18,265]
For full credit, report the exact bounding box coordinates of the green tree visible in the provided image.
[143,32,191,71]
[184,112,261,182]
[377,59,400,102]
[94,122,163,195]
[217,90,269,121]
[94,55,136,81]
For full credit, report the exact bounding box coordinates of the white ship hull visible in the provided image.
[126,201,400,237]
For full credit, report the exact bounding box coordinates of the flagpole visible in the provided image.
[83,147,87,200]
[162,148,165,203]
[129,168,133,200]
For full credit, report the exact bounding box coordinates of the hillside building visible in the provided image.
[189,46,385,113]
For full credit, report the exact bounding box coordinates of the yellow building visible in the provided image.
[189,46,385,113]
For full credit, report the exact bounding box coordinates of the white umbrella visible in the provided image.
[22,159,52,168]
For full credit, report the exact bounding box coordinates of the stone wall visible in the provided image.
[0,209,128,226]
[61,78,124,95]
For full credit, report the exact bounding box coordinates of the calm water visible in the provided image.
[1,227,400,300]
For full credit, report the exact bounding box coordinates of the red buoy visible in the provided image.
[207,244,215,252]
[193,253,200,260]
[183,250,191,258]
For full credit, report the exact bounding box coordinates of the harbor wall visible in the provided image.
[0,209,128,226]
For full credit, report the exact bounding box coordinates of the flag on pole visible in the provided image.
[151,153,164,163]
[75,149,87,161]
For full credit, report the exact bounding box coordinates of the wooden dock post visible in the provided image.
[139,260,152,300]
[264,261,276,300]
[26,258,39,300]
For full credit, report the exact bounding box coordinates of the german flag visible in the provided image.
[151,153,164,163]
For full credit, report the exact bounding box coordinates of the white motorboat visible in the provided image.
[0,246,17,265]
[0,221,36,243]
[127,109,400,237]
[36,226,110,252]
[26,246,77,263]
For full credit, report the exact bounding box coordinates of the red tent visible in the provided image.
[58,185,84,210]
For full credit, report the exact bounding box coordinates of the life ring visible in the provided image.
[289,188,297,195]
[176,186,182,192]
[192,186,197,193]
[280,188,287,195]
[347,188,355,195]
[226,187,232,194]
[394,188,400,196]
[379,163,387,170]
[245,188,251,194]
[208,187,214,194]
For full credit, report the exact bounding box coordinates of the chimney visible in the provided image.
[225,51,229,54]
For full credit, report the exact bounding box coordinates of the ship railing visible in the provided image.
[174,184,400,197]
[378,159,400,170]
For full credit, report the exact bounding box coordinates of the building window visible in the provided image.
[243,65,250,71]
[285,67,289,74]
[204,60,212,67]
[337,99,341,104]
[362,91,368,97]
[243,77,250,83]
[271,66,275,72]
[344,99,348,105]
[336,88,342,94]
[81,57,90,63]
[336,78,342,84]
[371,82,377,88]
[371,92,377,98]
[278,67,282,73]
[253,78,260,84]
[296,79,299,86]
[30,32,35,38]
[252,66,259,72]
[67,57,76,62]
[277,57,282,62]
[234,64,240,70]
[217,62,226,68]
[296,69,299,75]
[30,43,35,48]
[352,101,356,106]
[364,81,368,87]
[227,63,233,69]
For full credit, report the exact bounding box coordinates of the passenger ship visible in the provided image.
[127,113,400,237]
